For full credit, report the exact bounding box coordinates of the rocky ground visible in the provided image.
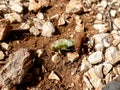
[0,0,120,90]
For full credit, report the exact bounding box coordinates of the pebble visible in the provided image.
[81,57,92,71]
[0,19,11,41]
[29,26,40,36]
[93,23,107,33]
[41,21,55,37]
[103,81,120,90]
[67,52,79,62]
[36,13,44,20]
[48,71,60,81]
[96,13,103,20]
[65,0,84,14]
[1,42,9,50]
[9,1,23,13]
[105,47,118,64]
[58,14,66,26]
[51,53,60,63]
[111,51,120,65]
[94,43,104,51]
[19,23,30,30]
[84,67,103,89]
[4,13,22,23]
[103,37,111,47]
[110,10,117,17]
[103,62,113,75]
[35,49,43,58]
[113,18,120,30]
[0,51,5,60]
[88,51,103,64]
[93,33,109,44]
[101,0,107,8]
[33,18,45,30]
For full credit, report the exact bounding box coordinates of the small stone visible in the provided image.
[0,51,5,60]
[58,14,66,26]
[41,21,55,37]
[75,24,84,32]
[1,42,9,50]
[103,62,113,75]
[50,14,59,20]
[93,33,109,44]
[29,26,40,36]
[111,51,120,64]
[117,43,120,50]
[105,47,118,64]
[33,18,45,30]
[36,13,44,20]
[0,19,11,41]
[88,51,103,64]
[4,13,22,23]
[28,0,49,11]
[48,71,60,81]
[65,0,84,14]
[103,37,111,47]
[110,10,117,17]
[83,75,93,89]
[105,73,113,84]
[95,43,104,51]
[101,0,107,8]
[113,18,120,30]
[67,52,79,62]
[96,13,103,20]
[93,23,108,33]
[19,23,30,30]
[9,1,23,13]
[84,67,103,89]
[35,49,43,58]
[81,57,92,71]
[102,81,120,90]
[51,53,60,63]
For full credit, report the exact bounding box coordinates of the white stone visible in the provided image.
[96,13,103,20]
[36,49,43,58]
[88,51,103,64]
[4,13,22,23]
[103,62,113,75]
[29,26,40,36]
[81,57,92,71]
[103,81,120,90]
[101,0,107,8]
[93,23,107,33]
[111,51,120,65]
[65,0,84,14]
[103,37,111,47]
[1,43,9,50]
[9,1,23,13]
[83,75,93,89]
[93,64,103,79]
[95,43,104,51]
[0,19,11,41]
[93,33,108,44]
[48,71,60,81]
[0,4,7,10]
[19,23,30,30]
[50,14,59,20]
[33,18,45,30]
[36,13,44,20]
[58,14,66,26]
[51,53,59,63]
[105,47,118,64]
[113,18,120,30]
[0,51,5,60]
[110,10,117,17]
[42,21,55,37]
[84,67,103,88]
[67,52,79,62]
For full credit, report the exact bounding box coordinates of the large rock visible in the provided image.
[0,48,34,89]
[0,19,11,41]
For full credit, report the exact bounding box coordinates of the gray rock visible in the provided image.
[88,51,103,64]
[102,81,120,90]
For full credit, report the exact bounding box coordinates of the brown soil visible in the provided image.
[1,0,98,90]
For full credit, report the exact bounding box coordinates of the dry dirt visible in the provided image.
[0,0,98,90]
